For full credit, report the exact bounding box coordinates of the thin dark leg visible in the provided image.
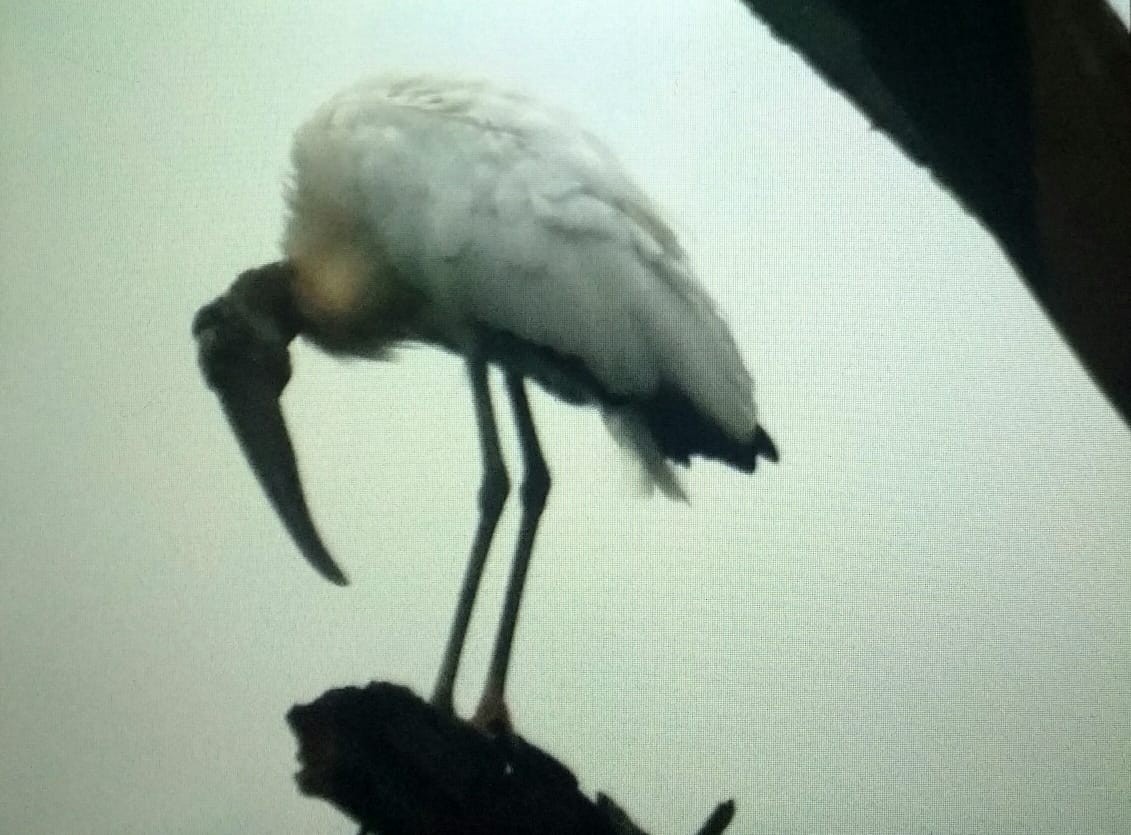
[473,373,550,730]
[431,355,510,713]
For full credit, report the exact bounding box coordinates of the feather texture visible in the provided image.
[282,75,770,488]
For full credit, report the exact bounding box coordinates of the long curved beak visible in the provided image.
[194,292,349,586]
[215,376,349,586]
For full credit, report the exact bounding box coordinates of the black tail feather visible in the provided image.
[754,425,779,464]
[643,385,778,473]
[476,327,777,474]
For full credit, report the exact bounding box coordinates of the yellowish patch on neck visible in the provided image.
[292,241,370,321]
[285,221,426,354]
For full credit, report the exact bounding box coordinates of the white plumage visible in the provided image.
[195,74,775,729]
[283,76,762,498]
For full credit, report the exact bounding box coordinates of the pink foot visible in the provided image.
[470,693,512,736]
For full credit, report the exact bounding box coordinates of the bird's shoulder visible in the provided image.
[322,75,602,151]
[298,76,670,237]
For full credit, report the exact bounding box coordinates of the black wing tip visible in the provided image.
[754,425,779,464]
[708,424,779,474]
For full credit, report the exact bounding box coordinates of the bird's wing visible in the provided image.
[288,76,757,439]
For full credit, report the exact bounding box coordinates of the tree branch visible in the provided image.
[287,682,735,835]
[739,0,1131,424]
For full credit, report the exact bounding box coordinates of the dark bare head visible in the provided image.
[192,261,348,586]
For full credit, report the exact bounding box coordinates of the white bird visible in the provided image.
[193,75,777,731]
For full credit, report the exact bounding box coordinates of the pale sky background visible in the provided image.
[2,2,1129,833]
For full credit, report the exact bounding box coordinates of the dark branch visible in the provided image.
[287,682,734,835]
[739,0,1131,425]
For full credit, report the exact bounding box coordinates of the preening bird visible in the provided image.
[193,75,777,730]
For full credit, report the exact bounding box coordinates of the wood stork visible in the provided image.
[193,75,777,731]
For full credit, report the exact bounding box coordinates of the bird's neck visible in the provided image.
[228,261,303,345]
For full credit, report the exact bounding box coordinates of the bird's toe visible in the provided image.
[470,695,512,736]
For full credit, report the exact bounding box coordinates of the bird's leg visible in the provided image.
[472,374,550,733]
[431,354,510,714]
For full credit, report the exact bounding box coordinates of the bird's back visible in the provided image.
[283,76,773,493]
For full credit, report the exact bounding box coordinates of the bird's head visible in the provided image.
[193,261,349,586]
